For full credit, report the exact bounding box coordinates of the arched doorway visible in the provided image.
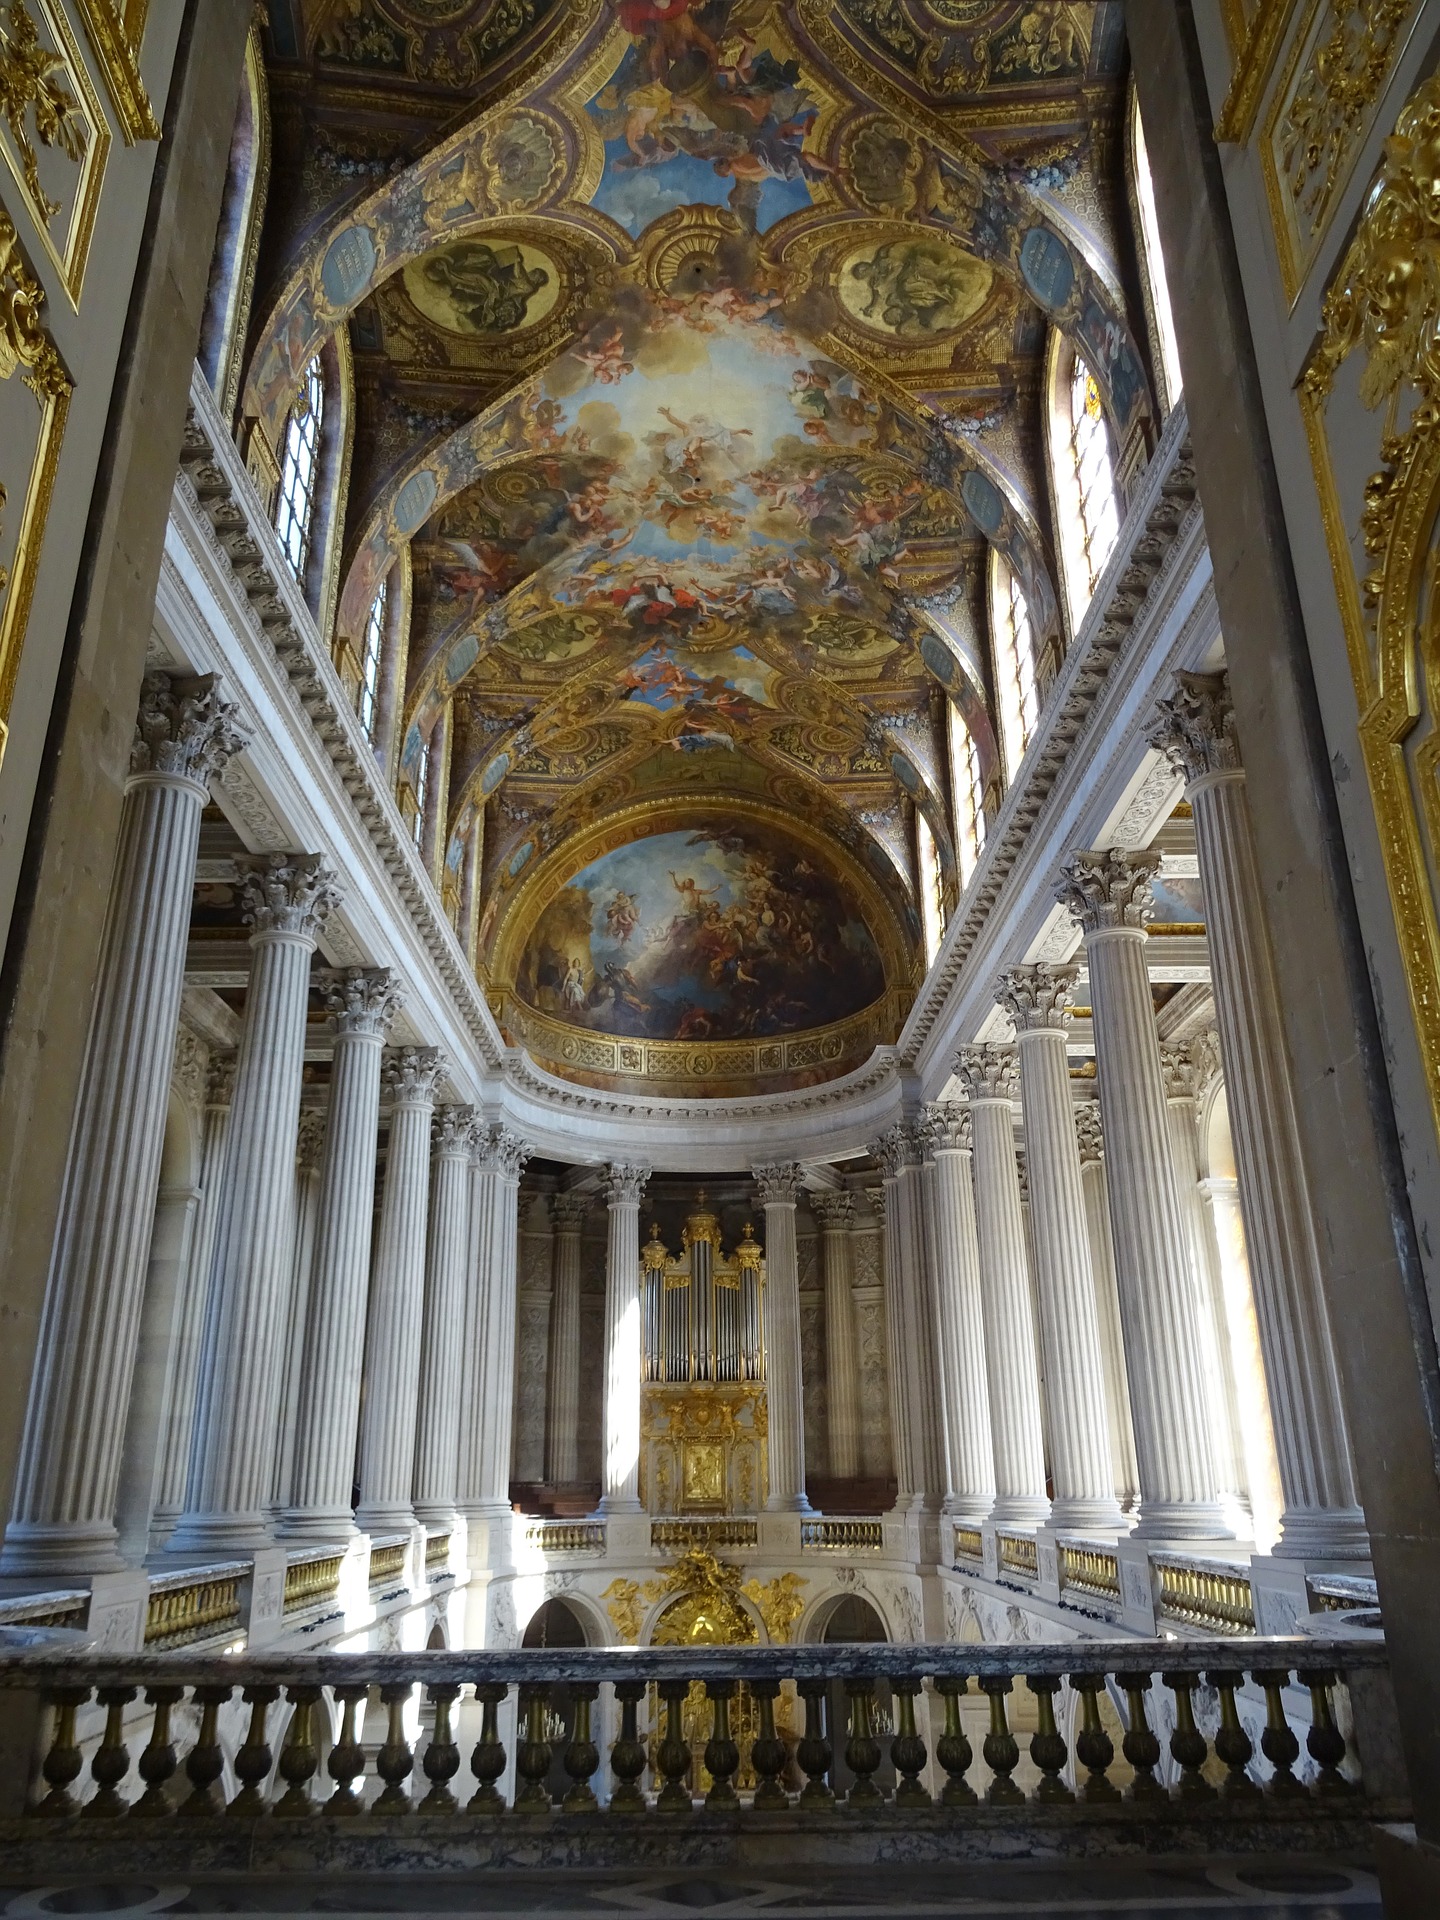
[816,1593,893,1798]
[522,1598,590,1801]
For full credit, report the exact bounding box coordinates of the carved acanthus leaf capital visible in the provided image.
[872,1125,922,1180]
[130,672,249,788]
[320,966,404,1039]
[433,1104,477,1155]
[753,1162,803,1207]
[204,1051,237,1108]
[237,851,341,941]
[552,1191,590,1231]
[1147,670,1241,783]
[1074,1101,1104,1164]
[603,1160,650,1205]
[383,1046,446,1105]
[921,1101,971,1153]
[1191,1027,1224,1102]
[995,961,1080,1032]
[863,1185,887,1228]
[171,1028,207,1110]
[1158,1041,1199,1102]
[295,1106,328,1173]
[1053,847,1159,934]
[478,1125,535,1181]
[809,1189,855,1230]
[1015,1145,1029,1204]
[953,1044,1019,1103]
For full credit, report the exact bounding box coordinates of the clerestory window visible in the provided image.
[991,551,1038,784]
[1133,96,1183,413]
[917,809,945,967]
[359,576,387,741]
[275,355,324,583]
[1068,353,1121,605]
[948,699,986,887]
[412,730,430,850]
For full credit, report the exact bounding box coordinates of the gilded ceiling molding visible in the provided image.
[75,0,159,143]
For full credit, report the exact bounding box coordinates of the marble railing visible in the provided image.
[0,1636,1399,1838]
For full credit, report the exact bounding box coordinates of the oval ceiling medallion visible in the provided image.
[837,235,992,339]
[403,236,561,337]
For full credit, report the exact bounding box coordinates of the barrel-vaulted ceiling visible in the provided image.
[250,1,1144,1097]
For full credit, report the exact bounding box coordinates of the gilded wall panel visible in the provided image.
[74,0,157,143]
[0,0,110,303]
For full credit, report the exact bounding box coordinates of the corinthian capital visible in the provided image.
[1158,1042,1199,1102]
[1053,848,1159,934]
[433,1104,477,1156]
[753,1162,803,1206]
[204,1051,237,1108]
[384,1046,446,1104]
[295,1107,328,1173]
[552,1192,590,1232]
[238,851,341,941]
[953,1044,1019,1103]
[603,1160,650,1205]
[1074,1101,1104,1164]
[995,961,1080,1032]
[1147,670,1240,783]
[810,1189,854,1230]
[131,672,249,789]
[320,966,404,1039]
[473,1124,534,1181]
[872,1125,921,1180]
[921,1101,971,1153]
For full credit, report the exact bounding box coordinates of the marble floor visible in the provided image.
[0,1858,1381,1920]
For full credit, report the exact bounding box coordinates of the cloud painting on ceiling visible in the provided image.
[516,822,885,1043]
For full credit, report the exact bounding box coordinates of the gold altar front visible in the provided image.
[639,1384,768,1515]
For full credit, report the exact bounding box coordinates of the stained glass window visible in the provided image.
[275,355,324,581]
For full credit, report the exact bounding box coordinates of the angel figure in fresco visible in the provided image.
[670,870,721,916]
[605,890,641,944]
[615,0,721,86]
[561,957,588,1009]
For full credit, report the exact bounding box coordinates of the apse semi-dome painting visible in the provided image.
[242,0,1147,1098]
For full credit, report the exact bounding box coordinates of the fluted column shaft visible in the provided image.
[412,1108,476,1526]
[172,853,340,1552]
[279,971,401,1539]
[998,967,1125,1529]
[957,1051,1049,1526]
[356,1049,446,1532]
[1151,672,1366,1556]
[1075,1106,1140,1510]
[754,1165,811,1512]
[272,1108,328,1511]
[600,1163,649,1513]
[545,1197,586,1486]
[0,679,246,1575]
[459,1128,531,1536]
[875,1131,948,1511]
[813,1194,860,1480]
[923,1107,996,1522]
[1056,849,1227,1539]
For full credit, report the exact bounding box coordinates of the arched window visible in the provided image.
[275,355,324,582]
[947,700,986,885]
[359,576,387,740]
[1131,95,1183,413]
[916,810,945,966]
[199,27,270,421]
[1050,335,1122,630]
[412,730,431,849]
[990,550,1038,783]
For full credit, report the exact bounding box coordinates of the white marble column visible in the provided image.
[152,1050,236,1539]
[170,852,341,1554]
[459,1126,532,1535]
[1150,671,1367,1556]
[997,965,1126,1530]
[598,1162,649,1513]
[271,1106,328,1513]
[955,1049,1049,1526]
[811,1192,860,1481]
[1055,848,1229,1539]
[921,1104,996,1522]
[413,1106,478,1527]
[545,1193,587,1487]
[355,1047,447,1533]
[278,970,402,1539]
[853,1196,892,1480]
[753,1164,811,1513]
[1074,1103,1141,1512]
[1,676,246,1575]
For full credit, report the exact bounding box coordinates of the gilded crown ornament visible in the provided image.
[953,1044,1019,1102]
[1054,848,1160,933]
[130,672,248,788]
[995,961,1080,1031]
[1147,671,1241,784]
[319,966,403,1039]
[236,851,341,940]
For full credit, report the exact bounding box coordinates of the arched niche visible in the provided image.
[522,1596,590,1649]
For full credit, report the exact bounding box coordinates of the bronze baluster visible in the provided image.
[796,1677,834,1811]
[181,1684,232,1817]
[85,1685,136,1817]
[890,1677,930,1807]
[228,1684,280,1815]
[1026,1676,1073,1804]
[32,1686,89,1817]
[749,1680,788,1810]
[418,1684,462,1814]
[933,1675,976,1806]
[468,1682,508,1812]
[979,1676,1023,1806]
[1297,1668,1353,1797]
[274,1686,323,1818]
[325,1684,369,1816]
[131,1686,185,1818]
[655,1680,692,1811]
[843,1678,885,1807]
[609,1679,648,1812]
[373,1683,415,1814]
[703,1681,741,1811]
[562,1684,601,1813]
[1162,1670,1216,1802]
[1068,1674,1119,1804]
[1206,1669,1259,1800]
[513,1687,553,1814]
[1251,1669,1304,1798]
[1115,1671,1165,1803]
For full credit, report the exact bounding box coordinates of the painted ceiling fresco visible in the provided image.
[252,0,1148,1094]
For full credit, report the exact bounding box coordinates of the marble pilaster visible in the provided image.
[1054,848,1229,1539]
[811,1192,860,1481]
[272,1106,329,1513]
[279,970,402,1539]
[1150,670,1367,1556]
[545,1194,588,1487]
[874,1127,949,1514]
[1074,1103,1141,1511]
[459,1127,533,1535]
[753,1164,811,1513]
[1,676,246,1575]
[599,1162,650,1514]
[413,1106,477,1527]
[920,1103,995,1523]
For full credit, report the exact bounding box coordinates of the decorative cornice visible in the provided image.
[295,1107,328,1173]
[501,1043,901,1124]
[809,1189,855,1230]
[476,1124,534,1181]
[1147,669,1240,784]
[320,966,403,1039]
[753,1163,803,1207]
[237,851,341,941]
[953,1045,1019,1104]
[1074,1101,1104,1165]
[384,1046,446,1105]
[1053,848,1160,935]
[603,1161,650,1206]
[131,671,248,789]
[994,961,1080,1033]
[433,1104,477,1156]
[921,1101,971,1153]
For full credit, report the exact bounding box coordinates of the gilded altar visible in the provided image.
[640,1383,768,1515]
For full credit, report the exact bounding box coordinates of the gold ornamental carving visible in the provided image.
[75,0,158,144]
[1300,70,1440,1151]
[1,0,110,301]
[601,1576,644,1645]
[740,1571,808,1645]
